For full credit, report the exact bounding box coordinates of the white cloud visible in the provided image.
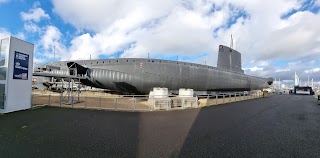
[48,0,320,80]
[37,26,67,61]
[0,0,9,4]
[20,5,50,22]
[0,28,10,39]
[275,69,290,73]
[24,22,41,32]
[304,68,320,74]
[40,26,61,50]
[244,66,263,72]
[0,28,25,41]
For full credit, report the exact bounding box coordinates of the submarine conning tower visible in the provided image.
[217,45,244,74]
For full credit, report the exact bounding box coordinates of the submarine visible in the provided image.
[33,45,273,94]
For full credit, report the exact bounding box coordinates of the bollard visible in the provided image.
[229,93,231,102]
[235,93,237,101]
[48,94,51,106]
[206,95,209,106]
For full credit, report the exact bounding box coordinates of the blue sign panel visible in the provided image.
[13,51,29,80]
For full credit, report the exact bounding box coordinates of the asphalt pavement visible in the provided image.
[1,94,320,158]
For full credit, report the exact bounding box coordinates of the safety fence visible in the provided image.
[31,91,265,112]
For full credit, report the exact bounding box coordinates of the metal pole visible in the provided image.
[59,92,62,107]
[235,93,237,101]
[68,78,70,103]
[31,94,33,107]
[206,95,209,106]
[60,84,62,107]
[150,97,152,111]
[132,96,135,111]
[71,79,74,101]
[71,95,74,108]
[48,94,51,106]
[84,96,87,109]
[78,78,80,101]
[114,98,117,111]
[223,94,225,103]
[229,93,231,102]
[99,97,101,110]
[215,94,218,105]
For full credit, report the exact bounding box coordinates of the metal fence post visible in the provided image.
[149,97,152,111]
[31,94,33,107]
[182,97,185,109]
[114,98,117,111]
[71,95,74,108]
[84,96,87,109]
[132,96,135,111]
[99,97,102,110]
[223,94,225,103]
[59,92,62,107]
[215,94,218,105]
[48,94,51,106]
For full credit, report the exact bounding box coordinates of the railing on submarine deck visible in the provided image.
[31,90,267,112]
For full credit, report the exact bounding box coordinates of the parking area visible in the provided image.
[1,94,320,157]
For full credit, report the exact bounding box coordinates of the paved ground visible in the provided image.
[1,94,320,158]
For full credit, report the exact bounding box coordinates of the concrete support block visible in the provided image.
[179,88,194,97]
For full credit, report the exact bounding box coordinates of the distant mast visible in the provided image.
[294,72,300,86]
[230,34,234,49]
